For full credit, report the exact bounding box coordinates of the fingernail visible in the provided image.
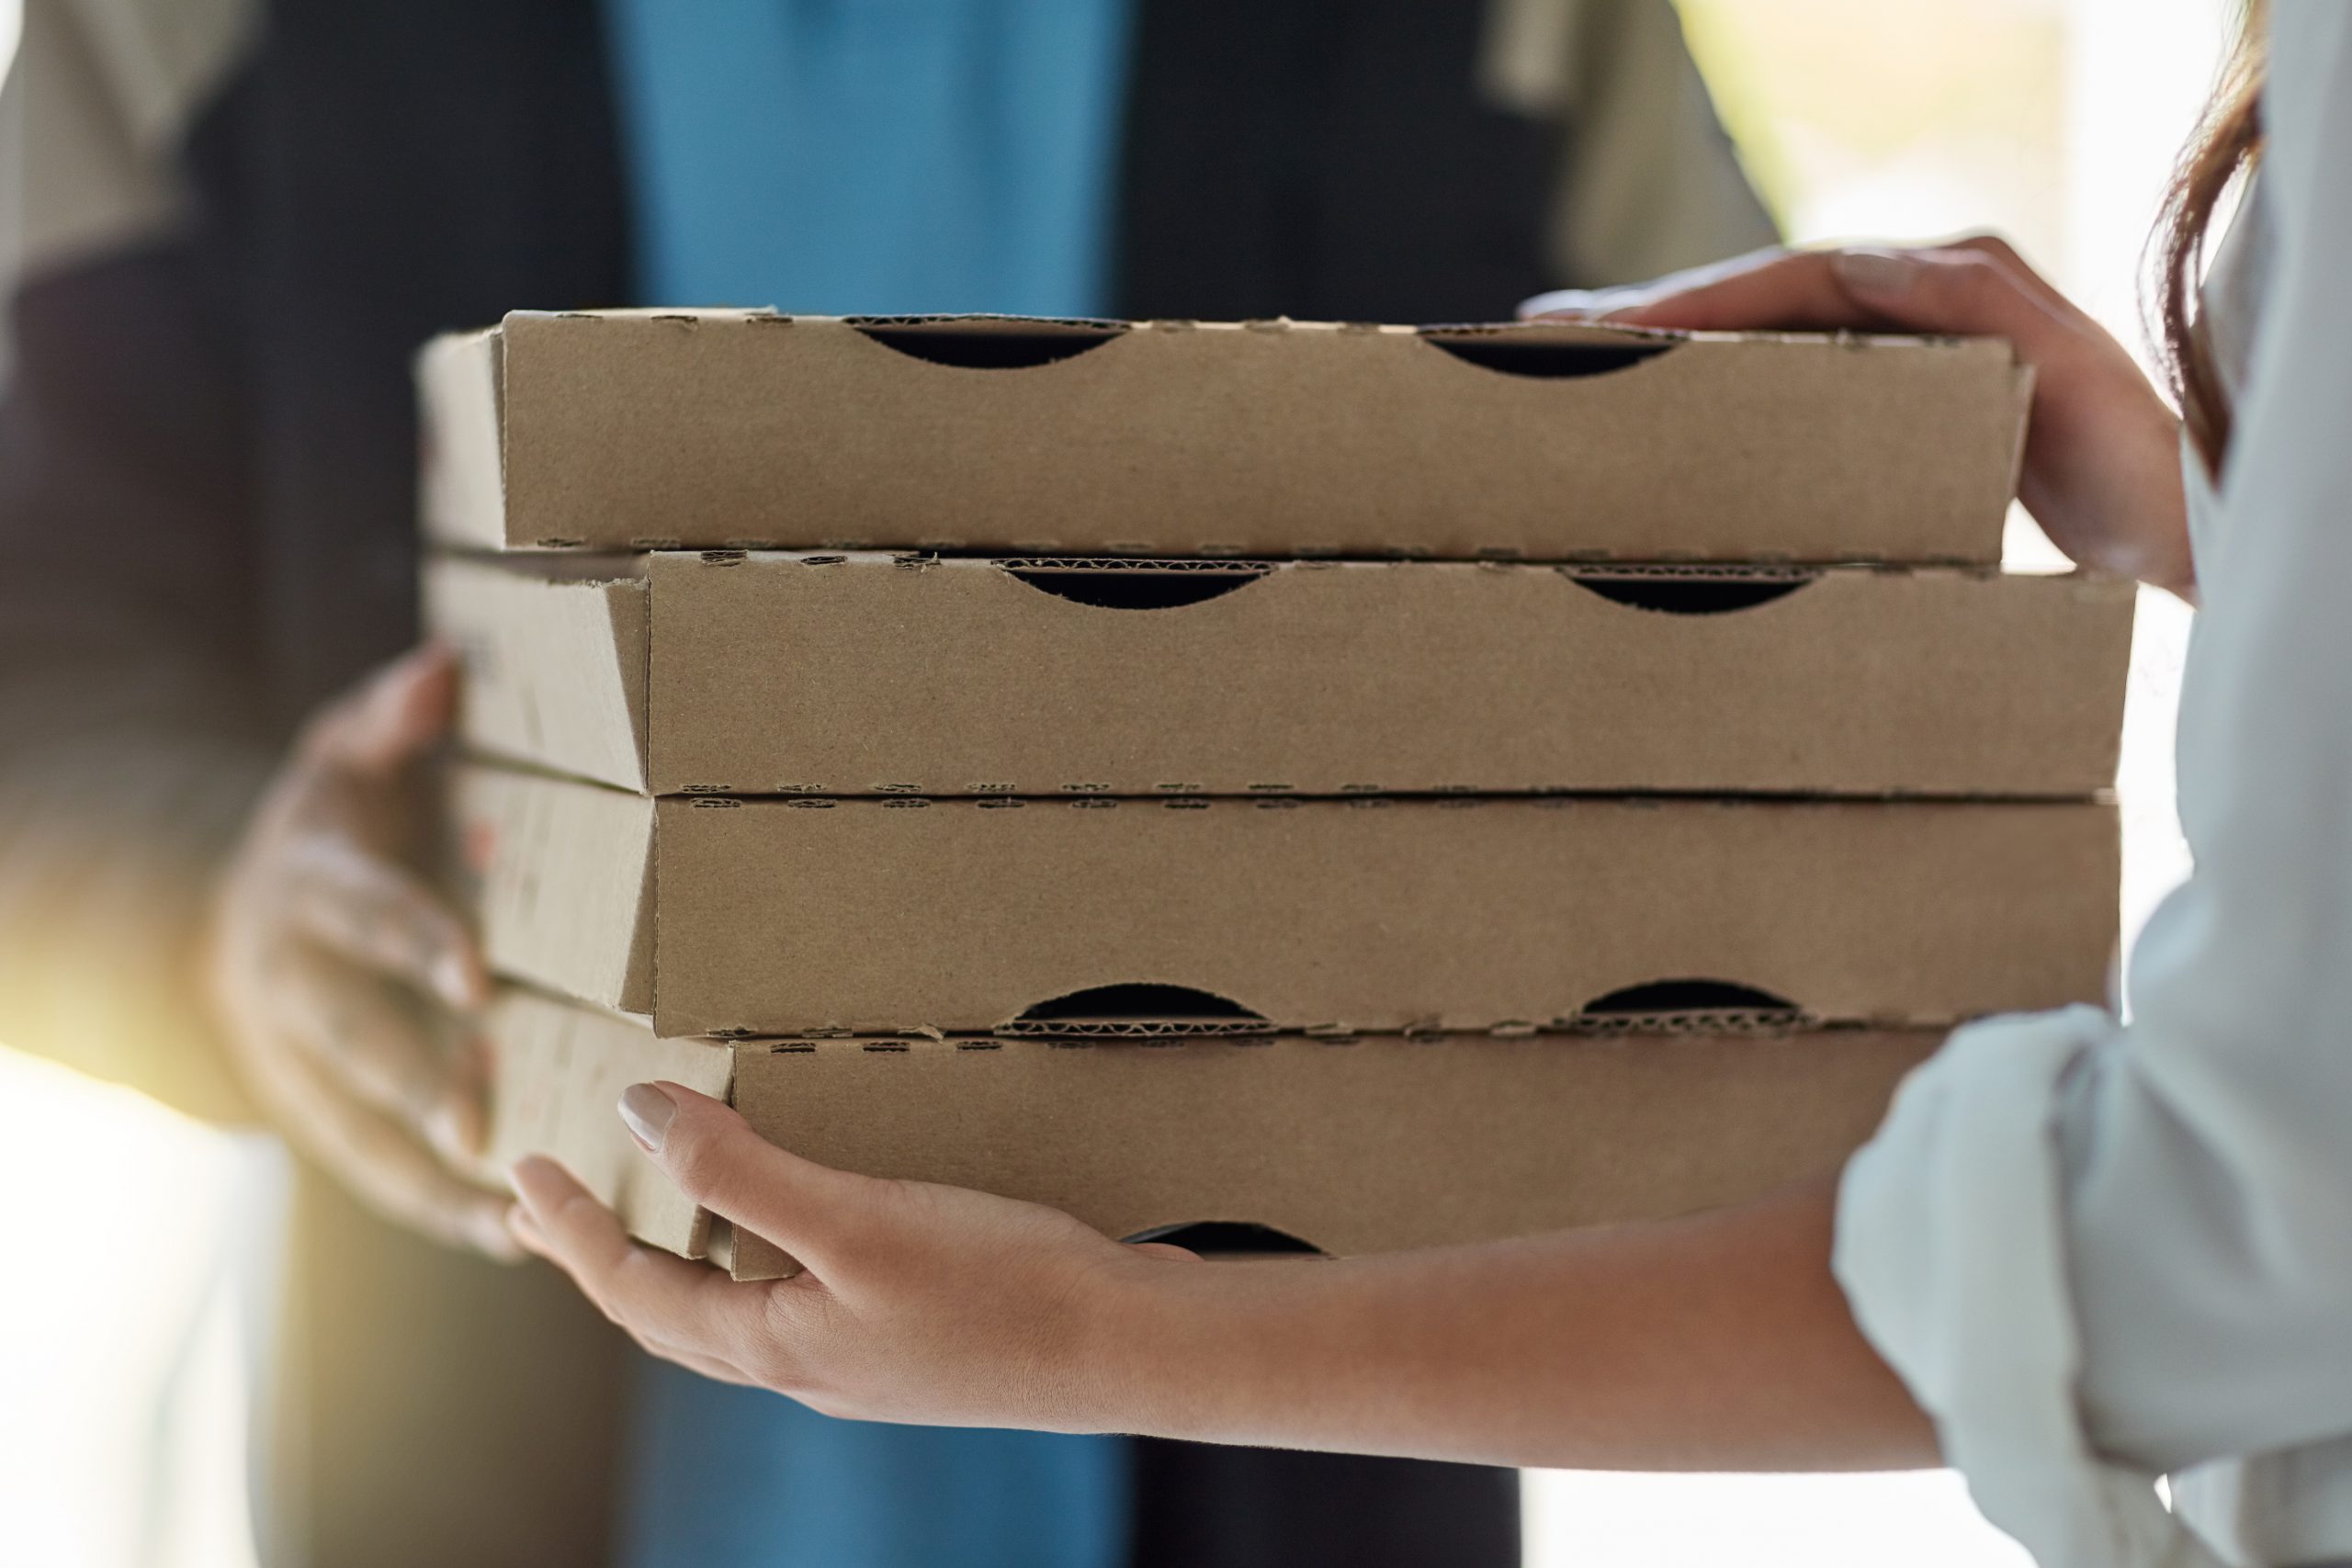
[425,1096,485,1161]
[1834,248,1920,298]
[619,1082,676,1153]
[1520,288,1600,319]
[1520,286,1641,321]
[433,950,483,1010]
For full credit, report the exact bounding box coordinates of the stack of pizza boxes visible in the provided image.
[421,310,2128,1275]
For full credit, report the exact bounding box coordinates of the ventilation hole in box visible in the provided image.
[1565,570,1818,615]
[1001,984,1271,1037]
[1419,330,1676,379]
[1014,983,1264,1022]
[1004,561,1271,609]
[854,319,1125,369]
[1573,978,1808,1034]
[1126,1222,1323,1258]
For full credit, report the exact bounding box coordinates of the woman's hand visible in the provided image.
[206,645,517,1258]
[506,1082,1199,1427]
[1525,238,2197,599]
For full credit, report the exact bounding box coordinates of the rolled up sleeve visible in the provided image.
[1831,6,2352,1563]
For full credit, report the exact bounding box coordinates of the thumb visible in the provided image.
[621,1082,876,1266]
[1128,1241,1202,1263]
[316,644,459,773]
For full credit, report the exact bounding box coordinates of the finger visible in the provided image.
[504,1205,757,1384]
[250,1030,520,1260]
[1581,249,1881,333]
[623,1083,884,1269]
[271,944,479,1150]
[509,1156,764,1362]
[301,644,459,776]
[1932,233,2075,313]
[1594,243,2077,359]
[279,834,487,1010]
[1817,246,2079,355]
[637,1341,761,1388]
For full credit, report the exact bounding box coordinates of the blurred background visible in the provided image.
[0,0,2227,1562]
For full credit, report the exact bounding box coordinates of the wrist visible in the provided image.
[1062,1253,1211,1438]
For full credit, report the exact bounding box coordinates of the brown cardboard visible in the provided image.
[428,550,2132,799]
[418,311,2030,563]
[485,988,732,1258]
[483,987,1938,1280]
[455,761,2118,1037]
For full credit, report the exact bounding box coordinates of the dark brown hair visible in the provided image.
[2154,3,2267,472]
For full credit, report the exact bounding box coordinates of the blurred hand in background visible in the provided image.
[204,645,516,1259]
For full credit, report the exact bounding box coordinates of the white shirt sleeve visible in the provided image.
[1831,5,2352,1564]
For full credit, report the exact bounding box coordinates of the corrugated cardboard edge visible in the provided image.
[425,554,651,792]
[417,327,506,550]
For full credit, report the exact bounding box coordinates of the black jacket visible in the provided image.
[0,3,1770,1562]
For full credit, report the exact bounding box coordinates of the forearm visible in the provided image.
[514,1089,1944,1469]
[1086,1176,1938,1472]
